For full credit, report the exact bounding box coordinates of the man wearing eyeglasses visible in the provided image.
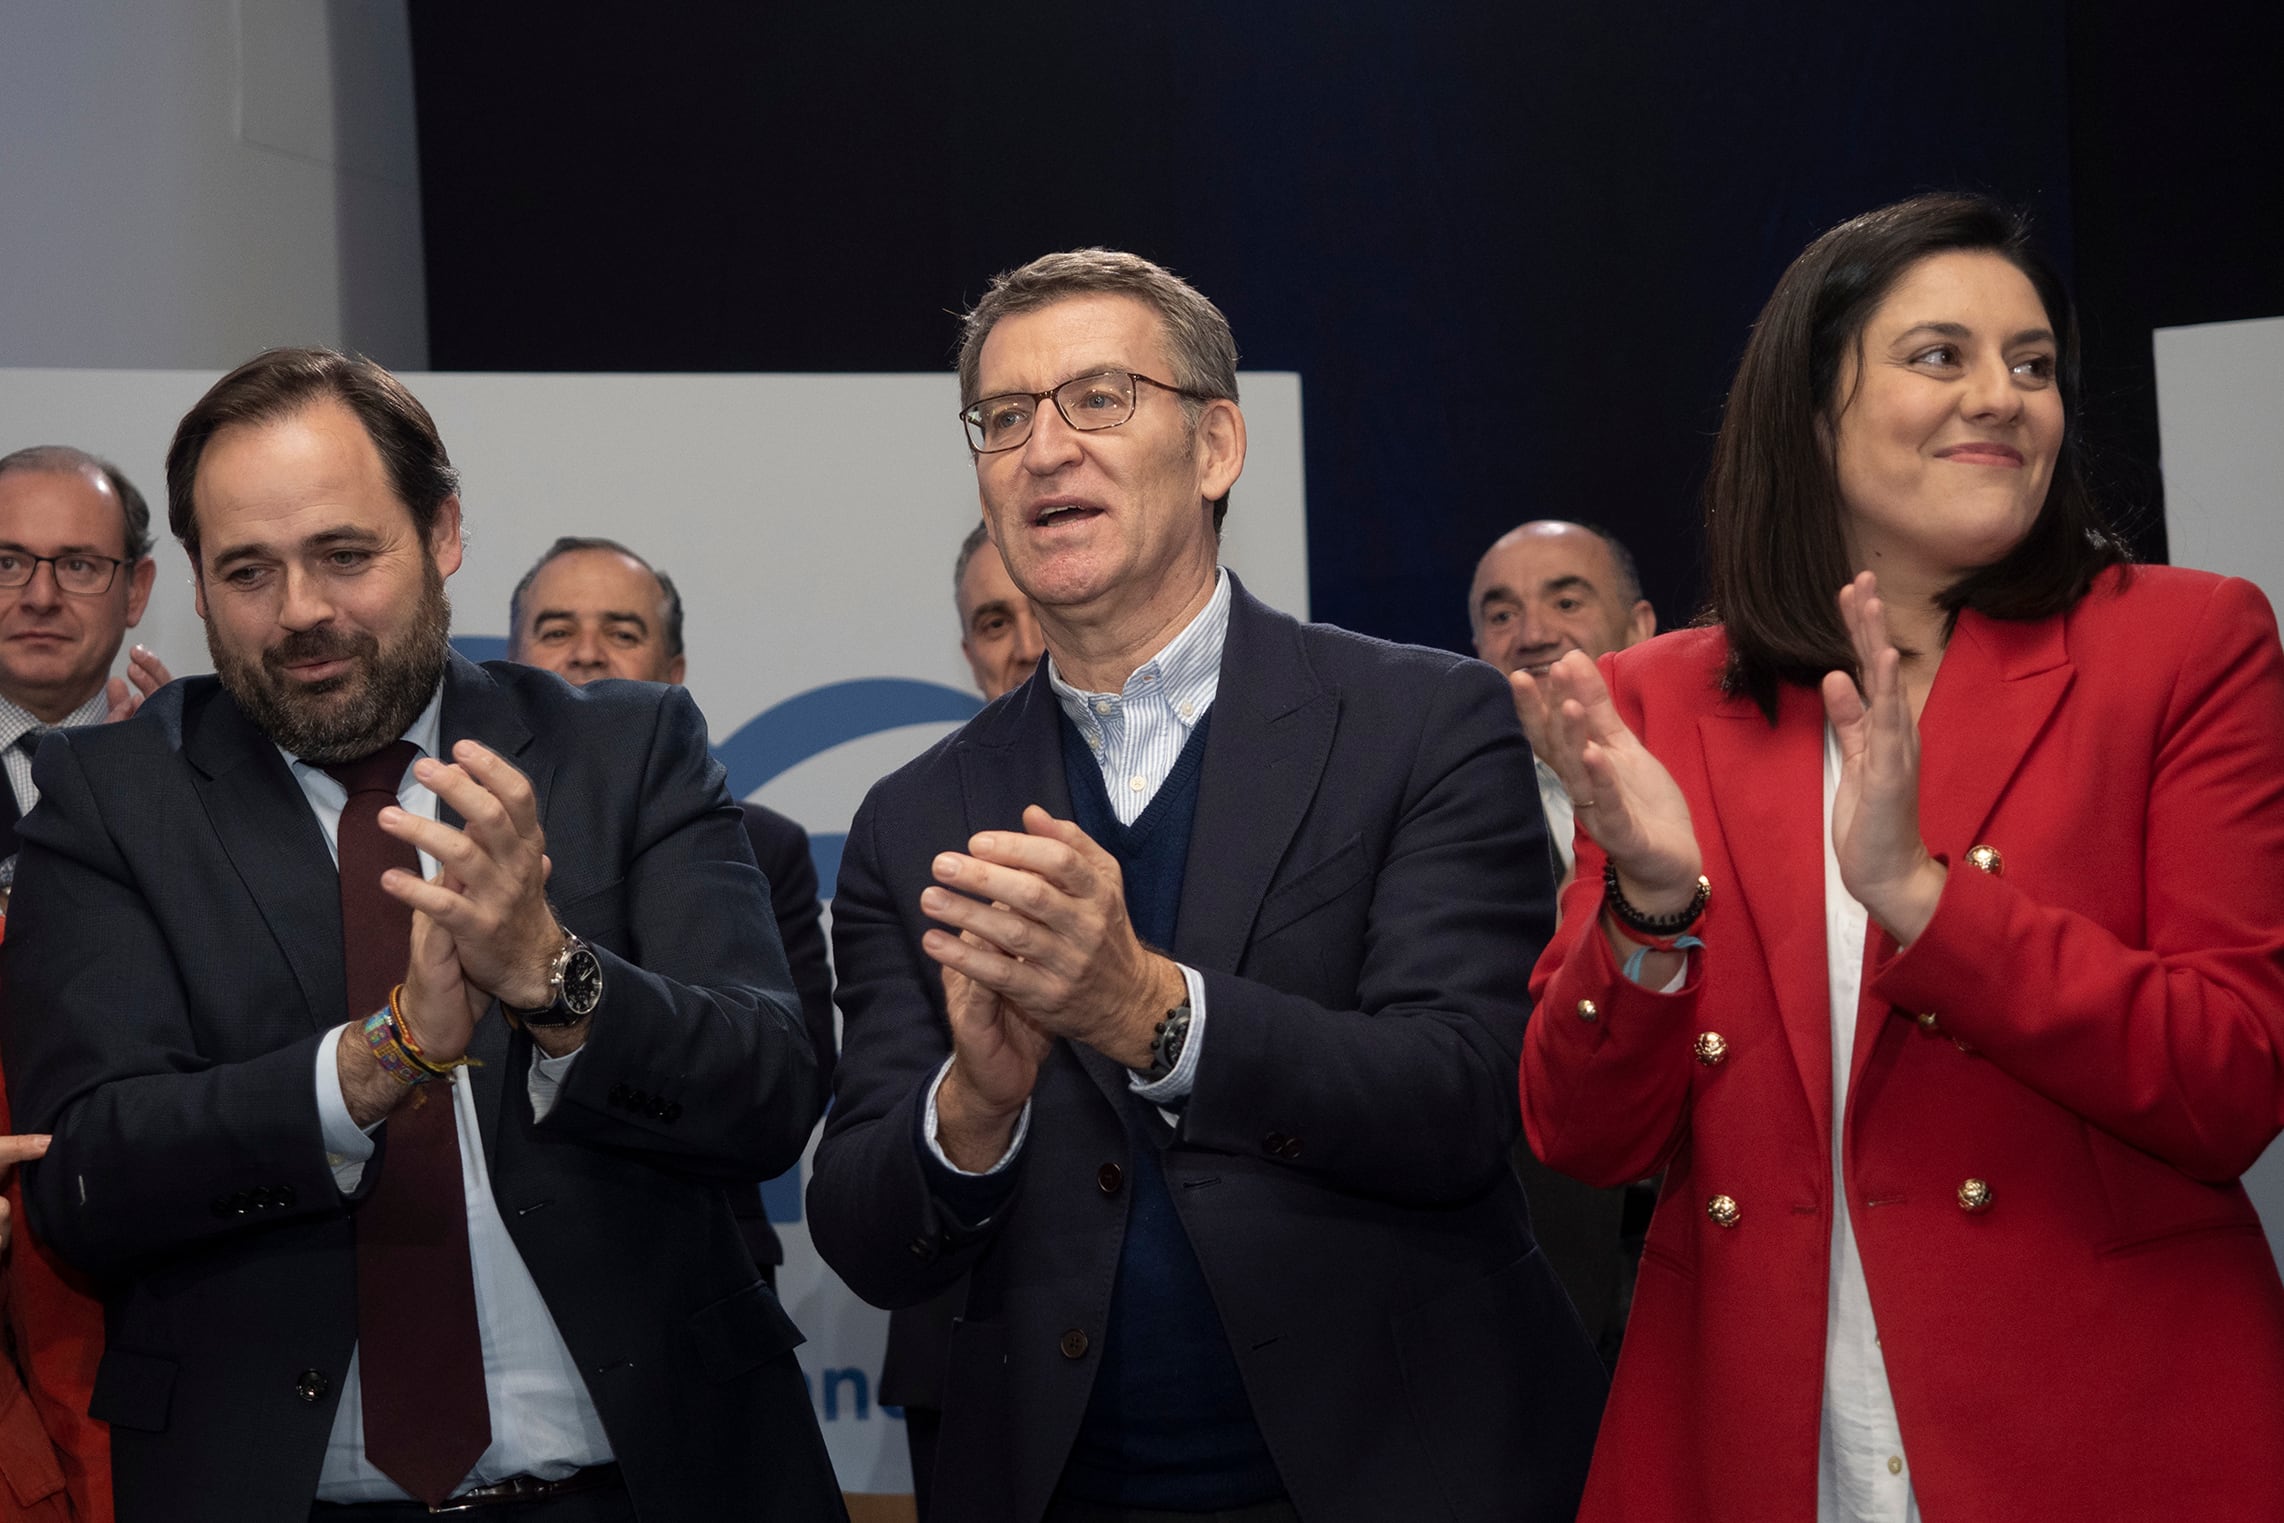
[0,447,172,865]
[0,445,175,1523]
[812,252,1605,1523]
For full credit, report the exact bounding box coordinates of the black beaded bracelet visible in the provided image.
[1603,860,1711,938]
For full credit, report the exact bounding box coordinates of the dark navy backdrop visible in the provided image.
[407,1,2281,652]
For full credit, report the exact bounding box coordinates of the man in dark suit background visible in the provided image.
[0,447,172,867]
[506,534,836,1283]
[810,252,1605,1523]
[1468,518,1660,1363]
[3,349,843,1521]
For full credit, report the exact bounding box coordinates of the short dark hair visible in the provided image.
[507,535,684,660]
[1703,192,2127,720]
[165,347,459,565]
[958,248,1240,533]
[0,445,155,560]
[953,521,991,601]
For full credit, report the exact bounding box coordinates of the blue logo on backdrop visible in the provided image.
[454,641,984,1230]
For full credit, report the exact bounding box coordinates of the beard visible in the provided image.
[209,557,454,764]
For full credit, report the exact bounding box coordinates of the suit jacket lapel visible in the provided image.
[1845,609,2073,1093]
[1913,609,2072,866]
[184,689,349,1032]
[436,653,547,1156]
[1699,684,1832,1146]
[1174,578,1337,978]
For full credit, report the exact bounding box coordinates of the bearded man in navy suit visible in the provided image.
[809,252,1605,1523]
[3,349,842,1522]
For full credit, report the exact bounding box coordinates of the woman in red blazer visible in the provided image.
[1,1072,108,1523]
[1520,193,2284,1522]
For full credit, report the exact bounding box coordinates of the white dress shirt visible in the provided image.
[1818,725,1920,1522]
[1535,756,1576,881]
[295,685,614,1501]
[925,569,1230,1176]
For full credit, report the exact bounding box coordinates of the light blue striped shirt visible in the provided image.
[924,569,1231,1177]
[1048,567,1230,828]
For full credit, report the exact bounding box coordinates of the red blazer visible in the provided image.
[1525,565,2284,1522]
[0,1063,108,1523]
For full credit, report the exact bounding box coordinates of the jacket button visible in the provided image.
[294,1369,330,1403]
[1263,1131,1288,1155]
[1915,1011,1941,1032]
[1097,1163,1123,1195]
[1966,844,2003,876]
[1706,1194,1741,1228]
[1059,1329,1090,1359]
[1281,1135,1302,1160]
[1693,1032,1728,1066]
[1575,999,1599,1024]
[907,1236,935,1260]
[1957,1178,1993,1213]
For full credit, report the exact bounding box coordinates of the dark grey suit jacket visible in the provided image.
[735,800,836,1269]
[1,655,844,1523]
[809,579,1605,1523]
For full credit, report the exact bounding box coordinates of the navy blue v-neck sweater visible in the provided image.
[1054,708,1283,1509]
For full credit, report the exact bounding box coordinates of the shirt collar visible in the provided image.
[1047,566,1231,730]
[0,686,114,750]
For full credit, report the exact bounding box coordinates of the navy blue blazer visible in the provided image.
[1,654,844,1523]
[809,578,1605,1523]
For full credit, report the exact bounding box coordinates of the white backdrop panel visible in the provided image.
[2153,313,2284,1274]
[0,366,1309,1493]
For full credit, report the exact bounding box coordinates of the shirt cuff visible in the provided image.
[528,1043,584,1122]
[1127,962,1207,1104]
[919,1054,1030,1229]
[316,1023,381,1192]
[921,1054,1030,1176]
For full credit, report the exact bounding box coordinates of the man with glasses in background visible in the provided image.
[812,252,1604,1523]
[0,447,171,867]
[0,444,175,1523]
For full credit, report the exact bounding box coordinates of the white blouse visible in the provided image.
[1817,725,1921,1522]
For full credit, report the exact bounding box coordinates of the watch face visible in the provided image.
[561,946,604,1017]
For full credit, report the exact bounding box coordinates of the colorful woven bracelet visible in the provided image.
[360,1008,432,1087]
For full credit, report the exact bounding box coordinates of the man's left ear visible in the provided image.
[667,654,687,686]
[124,555,158,627]
[429,495,466,577]
[1627,599,1658,647]
[1195,398,1246,505]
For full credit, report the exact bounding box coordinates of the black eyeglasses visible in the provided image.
[0,549,132,596]
[959,370,1213,454]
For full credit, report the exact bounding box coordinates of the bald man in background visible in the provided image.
[1469,520,1656,886]
[507,535,834,1284]
[1468,517,1656,1366]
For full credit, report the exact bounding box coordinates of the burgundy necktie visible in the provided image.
[324,741,492,1505]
